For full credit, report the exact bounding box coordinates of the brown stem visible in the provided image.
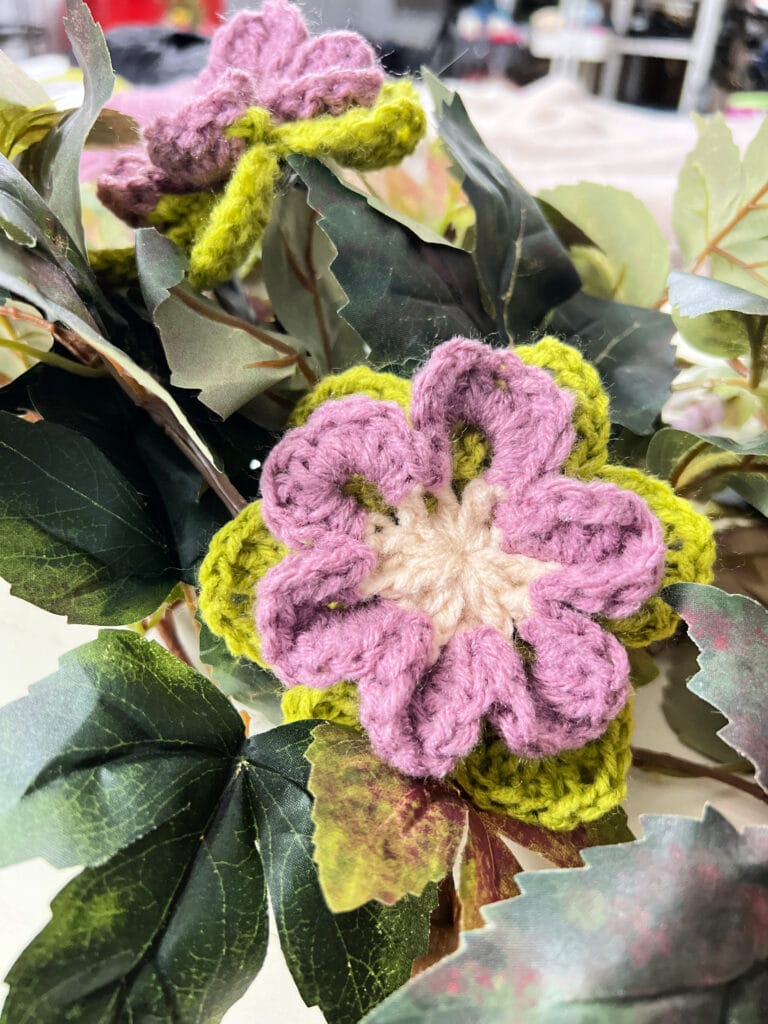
[690,181,768,276]
[0,305,106,376]
[676,456,766,500]
[668,439,711,491]
[632,747,768,805]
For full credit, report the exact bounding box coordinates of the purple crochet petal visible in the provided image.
[257,539,434,731]
[260,396,448,549]
[96,152,175,226]
[491,604,630,757]
[495,476,666,618]
[410,338,575,492]
[144,69,256,189]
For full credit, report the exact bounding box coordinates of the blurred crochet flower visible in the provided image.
[97,1,425,290]
[222,339,671,778]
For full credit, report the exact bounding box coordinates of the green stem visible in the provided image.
[632,747,768,805]
[669,439,711,491]
[0,336,107,378]
[747,315,768,391]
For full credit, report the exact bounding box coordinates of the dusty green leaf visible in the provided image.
[669,271,768,358]
[262,185,366,375]
[665,582,768,790]
[539,183,669,307]
[31,0,115,252]
[289,155,494,365]
[365,808,768,1023]
[137,229,306,421]
[246,722,436,1024]
[197,616,283,725]
[548,291,676,433]
[0,412,176,623]
[673,115,768,297]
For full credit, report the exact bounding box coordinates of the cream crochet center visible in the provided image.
[358,477,560,662]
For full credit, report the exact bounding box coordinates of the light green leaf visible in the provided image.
[548,291,676,433]
[567,244,618,301]
[665,582,768,790]
[136,229,307,421]
[0,299,54,385]
[0,50,50,108]
[539,182,669,307]
[365,808,768,1023]
[246,722,435,1024]
[0,412,176,623]
[425,71,580,343]
[669,271,768,358]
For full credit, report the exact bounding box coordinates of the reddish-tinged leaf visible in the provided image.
[458,809,521,931]
[365,808,768,1023]
[665,582,768,791]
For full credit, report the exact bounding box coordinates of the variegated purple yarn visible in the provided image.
[98,1,384,215]
[255,338,667,778]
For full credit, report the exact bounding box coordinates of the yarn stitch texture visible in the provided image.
[199,337,715,828]
[97,2,425,290]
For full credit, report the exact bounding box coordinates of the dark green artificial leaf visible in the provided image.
[31,0,115,252]
[246,722,436,1024]
[289,155,494,365]
[669,271,768,358]
[538,182,668,308]
[0,411,176,623]
[0,630,242,867]
[365,808,768,1023]
[665,582,768,790]
[673,115,768,297]
[658,633,740,763]
[197,616,283,724]
[425,72,580,343]
[647,427,768,514]
[137,229,308,423]
[548,291,676,433]
[262,185,366,375]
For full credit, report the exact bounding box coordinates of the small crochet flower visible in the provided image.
[206,338,671,778]
[97,1,425,290]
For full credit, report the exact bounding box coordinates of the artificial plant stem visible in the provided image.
[748,315,768,391]
[675,456,764,500]
[669,439,711,492]
[0,336,107,377]
[631,746,768,805]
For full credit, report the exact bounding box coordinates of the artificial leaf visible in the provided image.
[425,72,580,342]
[197,616,283,725]
[658,633,739,763]
[33,0,115,252]
[673,114,768,297]
[365,808,768,1023]
[289,155,494,365]
[0,50,61,159]
[0,630,242,868]
[669,270,768,359]
[665,582,768,790]
[539,182,669,307]
[262,185,367,375]
[136,229,308,422]
[307,724,633,921]
[646,427,768,513]
[548,291,676,433]
[0,299,54,386]
[0,412,176,623]
[566,244,618,301]
[85,107,140,148]
[246,722,436,1024]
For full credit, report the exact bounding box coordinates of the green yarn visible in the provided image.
[86,246,138,286]
[148,192,217,255]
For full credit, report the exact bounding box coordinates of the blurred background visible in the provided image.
[2,0,767,114]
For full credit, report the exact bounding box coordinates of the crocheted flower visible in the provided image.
[96,2,425,290]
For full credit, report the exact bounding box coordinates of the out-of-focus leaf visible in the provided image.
[0,630,267,1023]
[539,182,669,307]
[0,300,53,386]
[669,271,768,359]
[29,0,115,252]
[673,115,768,297]
[548,291,676,433]
[0,50,51,108]
[290,155,495,365]
[567,244,617,301]
[665,582,768,790]
[137,229,307,422]
[85,107,140,148]
[307,724,633,922]
[246,722,436,1024]
[263,185,367,375]
[0,411,176,623]
[425,72,580,344]
[365,808,768,1024]
[628,646,659,687]
[715,519,768,606]
[197,616,283,725]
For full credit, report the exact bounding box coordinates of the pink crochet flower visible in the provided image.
[256,339,666,778]
[98,0,384,221]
